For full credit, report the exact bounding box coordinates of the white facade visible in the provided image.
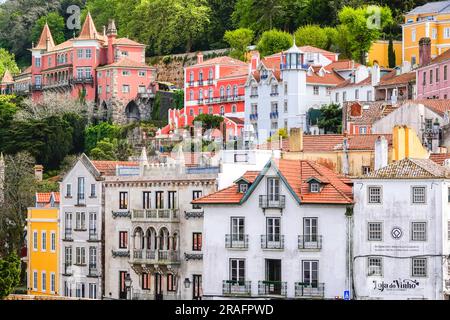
[352,171,450,299]
[332,66,376,105]
[103,163,217,300]
[59,155,103,299]
[201,161,352,299]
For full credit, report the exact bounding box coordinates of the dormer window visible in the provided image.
[310,183,320,193]
[239,183,248,193]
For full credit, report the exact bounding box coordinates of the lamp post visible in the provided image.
[125,273,132,300]
[184,278,191,289]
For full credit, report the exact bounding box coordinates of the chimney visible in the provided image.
[289,128,303,152]
[197,52,204,64]
[419,37,431,67]
[371,62,380,86]
[106,19,118,64]
[250,51,260,72]
[374,136,388,170]
[34,165,43,182]
[342,137,349,175]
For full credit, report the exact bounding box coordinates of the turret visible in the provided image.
[107,19,118,64]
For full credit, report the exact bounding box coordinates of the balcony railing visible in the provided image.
[31,84,43,91]
[223,280,251,296]
[250,94,258,98]
[89,229,99,241]
[198,80,204,86]
[131,249,180,264]
[225,234,249,249]
[76,194,86,206]
[88,264,99,277]
[259,195,286,209]
[42,80,71,90]
[73,76,94,84]
[132,209,180,222]
[188,81,194,87]
[258,281,287,297]
[132,291,180,300]
[298,235,322,250]
[249,113,258,121]
[207,79,213,85]
[270,92,279,96]
[295,283,325,298]
[270,111,279,119]
[445,280,450,289]
[198,99,204,104]
[138,91,155,99]
[261,235,284,250]
[63,228,73,241]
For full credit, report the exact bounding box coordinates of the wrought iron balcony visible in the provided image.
[249,113,258,121]
[112,210,131,219]
[223,280,251,296]
[131,209,180,222]
[225,234,249,249]
[131,249,180,265]
[270,92,279,96]
[258,281,287,297]
[31,84,43,91]
[73,76,94,84]
[184,253,203,261]
[198,80,204,86]
[88,264,99,277]
[250,94,258,98]
[188,81,195,87]
[197,99,204,104]
[111,250,130,258]
[63,228,73,241]
[184,210,204,219]
[298,235,322,250]
[270,111,279,119]
[138,91,155,99]
[261,235,284,250]
[42,80,71,90]
[259,195,285,209]
[295,282,325,298]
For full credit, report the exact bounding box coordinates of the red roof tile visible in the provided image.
[378,70,416,87]
[429,153,450,165]
[195,56,248,67]
[91,161,139,176]
[99,57,152,69]
[34,23,55,50]
[325,60,361,71]
[113,38,144,46]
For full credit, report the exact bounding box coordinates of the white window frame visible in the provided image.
[444,27,450,39]
[229,258,246,283]
[41,271,46,292]
[89,283,97,299]
[122,84,130,93]
[310,183,320,193]
[411,186,426,204]
[368,186,382,204]
[411,222,427,241]
[239,184,248,193]
[50,272,55,294]
[51,231,56,252]
[368,222,383,241]
[138,70,146,77]
[33,230,38,251]
[33,270,38,291]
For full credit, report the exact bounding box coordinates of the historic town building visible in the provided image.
[103,150,217,300]
[194,158,353,299]
[12,13,156,124]
[417,47,450,99]
[352,158,450,300]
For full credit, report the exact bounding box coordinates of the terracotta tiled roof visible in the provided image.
[99,57,151,69]
[429,153,450,165]
[52,40,73,51]
[225,117,245,125]
[91,161,138,176]
[377,70,416,87]
[113,38,144,46]
[195,56,248,67]
[429,48,450,64]
[193,159,353,205]
[344,101,394,126]
[20,66,32,75]
[36,192,60,204]
[77,12,103,41]
[325,60,361,71]
[1,70,14,84]
[306,72,345,86]
[414,99,450,116]
[221,66,248,79]
[362,158,450,179]
[34,23,55,50]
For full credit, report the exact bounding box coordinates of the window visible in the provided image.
[355,89,359,100]
[233,85,238,97]
[445,66,448,81]
[267,178,280,200]
[284,101,288,113]
[106,85,110,93]
[65,212,72,231]
[335,92,340,102]
[239,183,248,193]
[444,27,450,39]
[138,70,146,77]
[97,71,102,78]
[89,212,97,235]
[98,86,102,94]
[313,86,319,95]
[284,82,288,94]
[423,72,426,85]
[271,84,278,95]
[432,28,437,39]
[266,217,281,242]
[167,274,177,291]
[168,191,177,209]
[89,283,97,299]
[220,86,225,99]
[425,118,433,130]
[51,232,56,252]
[143,191,151,209]
[220,106,225,116]
[430,69,433,84]
[65,246,72,265]
[368,257,382,276]
[343,91,347,102]
[122,70,130,76]
[208,68,213,80]
[50,273,55,293]
[85,49,92,59]
[121,51,128,57]
[77,177,85,201]
[35,57,41,67]
[192,190,202,209]
[367,91,372,101]
[89,246,97,268]
[412,186,426,204]
[359,126,367,134]
[33,271,38,291]
[142,273,151,290]
[412,258,427,277]
[231,217,245,241]
[155,191,164,209]
[193,233,202,251]
[33,231,38,251]
[303,261,319,286]
[448,221,450,240]
[76,247,86,265]
[411,29,416,42]
[250,86,258,97]
[436,68,440,82]
[48,57,52,66]
[77,49,83,59]
[232,105,237,113]
[42,272,46,292]
[90,184,96,197]
[230,259,245,282]
[122,85,130,93]
[75,212,86,230]
[368,186,382,204]
[304,218,318,242]
[310,183,320,193]
[411,222,426,241]
[116,230,128,250]
[362,166,371,175]
[119,192,128,209]
[76,283,85,298]
[368,222,382,241]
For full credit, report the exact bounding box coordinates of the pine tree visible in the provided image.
[388,37,396,68]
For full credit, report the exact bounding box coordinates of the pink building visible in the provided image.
[417,49,450,100]
[18,13,156,123]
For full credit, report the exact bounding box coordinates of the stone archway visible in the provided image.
[125,101,141,123]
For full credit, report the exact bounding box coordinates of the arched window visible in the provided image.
[208,107,213,114]
[208,87,213,99]
[208,68,213,80]
[199,89,203,101]
[220,106,225,115]
[199,70,203,81]
[233,85,238,97]
[190,71,194,83]
[232,104,237,113]
[190,90,194,101]
[226,85,231,98]
[220,86,224,99]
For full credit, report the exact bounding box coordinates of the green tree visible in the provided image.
[256,29,293,57]
[30,12,66,45]
[294,25,329,49]
[267,128,288,142]
[332,24,353,59]
[317,103,342,134]
[224,28,254,61]
[90,138,116,160]
[338,5,394,63]
[206,0,237,49]
[172,89,184,110]
[193,114,224,132]
[388,37,396,68]
[0,95,17,153]
[0,49,20,78]
[85,122,121,152]
[0,253,21,299]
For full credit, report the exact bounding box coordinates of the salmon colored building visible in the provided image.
[27,192,60,296]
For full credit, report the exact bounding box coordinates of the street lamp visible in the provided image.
[184,278,191,289]
[125,273,132,300]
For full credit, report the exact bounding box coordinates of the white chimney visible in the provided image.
[374,136,388,170]
[371,62,380,86]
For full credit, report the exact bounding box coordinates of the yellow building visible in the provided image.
[368,40,403,67]
[27,192,60,296]
[402,1,450,65]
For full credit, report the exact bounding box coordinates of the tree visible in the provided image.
[256,29,293,57]
[294,25,329,49]
[84,122,121,152]
[193,114,224,132]
[317,103,342,134]
[224,28,254,61]
[388,37,396,68]
[267,128,288,142]
[332,24,353,59]
[172,89,184,110]
[0,96,17,152]
[0,49,20,78]
[89,138,132,161]
[0,253,21,299]
[338,5,394,64]
[30,12,66,45]
[205,0,237,49]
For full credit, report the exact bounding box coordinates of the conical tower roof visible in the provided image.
[1,70,14,84]
[78,12,100,40]
[34,23,55,50]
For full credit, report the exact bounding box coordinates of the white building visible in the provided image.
[103,153,217,300]
[244,44,346,142]
[194,158,354,299]
[352,158,450,300]
[59,154,138,299]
